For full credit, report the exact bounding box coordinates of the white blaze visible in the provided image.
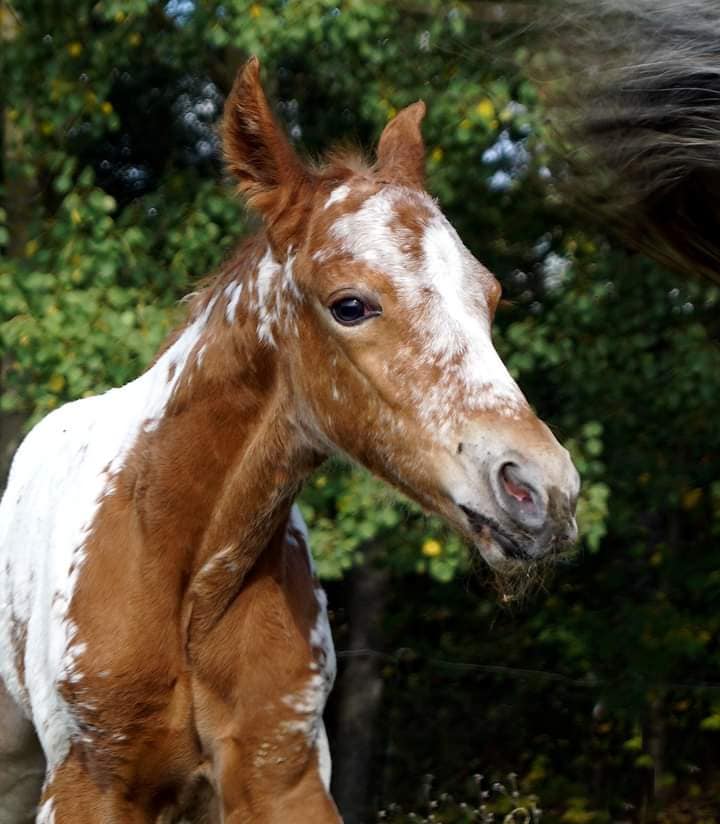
[329,187,525,427]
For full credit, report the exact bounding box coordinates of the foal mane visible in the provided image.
[150,144,376,369]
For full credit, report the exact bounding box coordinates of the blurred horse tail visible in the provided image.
[540,0,720,284]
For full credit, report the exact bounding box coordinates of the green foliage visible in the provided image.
[0,170,243,420]
[300,461,467,582]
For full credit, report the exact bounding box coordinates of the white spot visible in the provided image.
[420,217,524,412]
[324,183,351,209]
[224,280,243,324]
[37,799,55,824]
[289,504,310,551]
[253,248,282,345]
[317,721,332,790]
[278,509,336,786]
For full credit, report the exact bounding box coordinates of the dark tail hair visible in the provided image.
[540,0,720,284]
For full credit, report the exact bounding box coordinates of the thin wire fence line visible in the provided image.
[336,647,720,693]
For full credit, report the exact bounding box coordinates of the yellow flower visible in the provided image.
[250,3,262,17]
[475,98,494,121]
[430,146,444,163]
[19,334,30,346]
[682,488,703,510]
[114,11,126,23]
[315,475,327,489]
[422,539,442,558]
[128,32,142,47]
[459,118,471,130]
[67,41,83,57]
[41,121,54,136]
[100,101,113,115]
[48,374,66,393]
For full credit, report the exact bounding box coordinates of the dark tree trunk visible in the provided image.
[330,554,389,824]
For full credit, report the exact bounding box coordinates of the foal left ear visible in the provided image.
[223,57,309,219]
[376,101,427,189]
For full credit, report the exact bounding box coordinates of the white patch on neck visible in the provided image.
[249,246,300,345]
[317,721,332,790]
[324,183,351,209]
[37,798,55,824]
[224,280,243,324]
[253,248,282,345]
[279,509,336,785]
[0,294,218,775]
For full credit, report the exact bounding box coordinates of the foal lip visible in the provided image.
[458,505,531,561]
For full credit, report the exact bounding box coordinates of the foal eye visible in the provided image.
[329,296,379,326]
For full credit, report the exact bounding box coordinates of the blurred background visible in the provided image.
[2,1,720,822]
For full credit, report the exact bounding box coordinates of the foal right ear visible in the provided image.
[223,57,308,219]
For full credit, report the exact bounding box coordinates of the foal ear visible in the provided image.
[376,101,427,189]
[223,57,308,217]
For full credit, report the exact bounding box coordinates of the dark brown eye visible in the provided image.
[330,296,379,326]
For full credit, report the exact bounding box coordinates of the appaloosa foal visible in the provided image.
[0,59,579,823]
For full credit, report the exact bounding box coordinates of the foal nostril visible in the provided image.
[500,463,534,505]
[496,462,545,529]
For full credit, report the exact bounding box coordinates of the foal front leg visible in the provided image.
[38,753,156,824]
[216,721,341,824]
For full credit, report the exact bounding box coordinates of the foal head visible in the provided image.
[222,59,580,571]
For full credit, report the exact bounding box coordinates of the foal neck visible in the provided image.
[126,236,320,640]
